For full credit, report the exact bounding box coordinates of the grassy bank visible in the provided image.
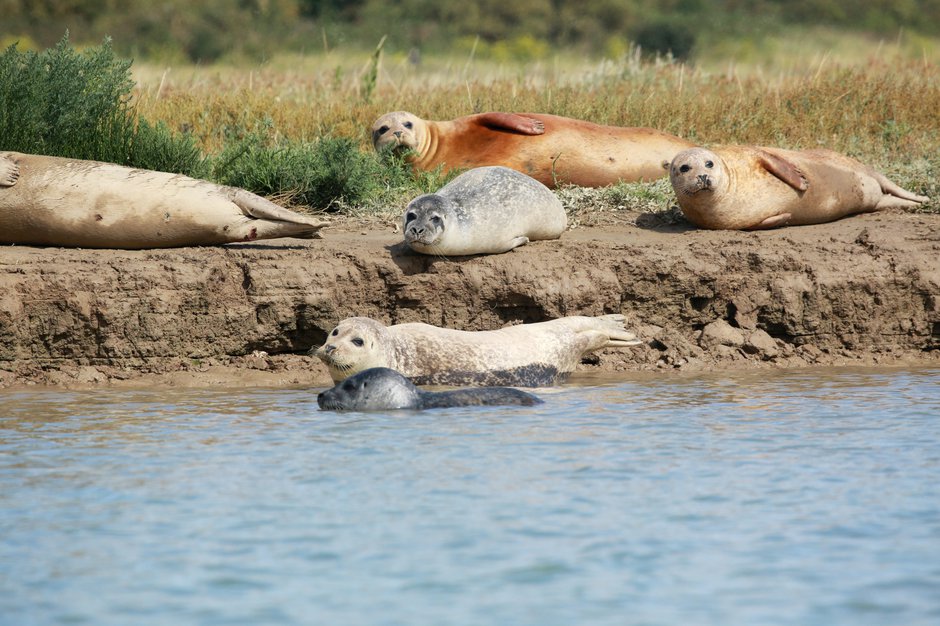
[133,34,939,216]
[3,36,937,217]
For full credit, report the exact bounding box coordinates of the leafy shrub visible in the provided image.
[0,35,204,176]
[212,131,393,210]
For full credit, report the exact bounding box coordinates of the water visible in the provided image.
[1,367,939,626]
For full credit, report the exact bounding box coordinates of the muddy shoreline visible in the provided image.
[1,210,938,390]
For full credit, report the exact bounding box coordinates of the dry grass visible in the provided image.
[132,34,940,215]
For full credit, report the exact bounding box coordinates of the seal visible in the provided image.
[0,151,329,248]
[314,314,642,386]
[668,145,930,230]
[371,110,695,188]
[317,367,543,411]
[403,166,566,255]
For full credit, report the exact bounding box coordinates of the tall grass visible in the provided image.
[133,45,939,212]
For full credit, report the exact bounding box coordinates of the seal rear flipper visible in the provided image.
[588,314,642,347]
[0,156,20,187]
[870,171,929,204]
[758,150,809,192]
[477,112,545,135]
[229,188,330,229]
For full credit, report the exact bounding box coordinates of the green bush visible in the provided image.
[212,131,396,210]
[0,35,204,176]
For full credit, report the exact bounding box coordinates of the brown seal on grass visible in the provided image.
[0,151,328,248]
[313,314,642,387]
[371,110,695,188]
[668,146,929,230]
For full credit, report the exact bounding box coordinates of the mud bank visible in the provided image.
[1,210,938,389]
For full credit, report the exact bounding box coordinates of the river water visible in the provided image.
[1,367,938,626]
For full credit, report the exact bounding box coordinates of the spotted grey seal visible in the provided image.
[0,151,328,248]
[317,367,543,411]
[313,314,642,387]
[372,110,695,188]
[668,145,929,230]
[403,166,566,255]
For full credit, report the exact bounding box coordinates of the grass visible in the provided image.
[132,34,939,216]
[3,33,938,217]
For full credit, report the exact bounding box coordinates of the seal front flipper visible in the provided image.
[747,213,792,230]
[507,236,530,250]
[758,150,809,192]
[477,112,545,135]
[0,155,20,187]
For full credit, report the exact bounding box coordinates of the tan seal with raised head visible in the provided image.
[668,145,929,230]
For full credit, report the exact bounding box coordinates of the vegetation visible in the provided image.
[0,36,936,217]
[0,36,204,174]
[2,1,940,64]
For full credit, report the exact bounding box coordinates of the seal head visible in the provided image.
[372,111,424,155]
[318,367,421,410]
[669,147,724,198]
[313,317,389,382]
[403,194,449,248]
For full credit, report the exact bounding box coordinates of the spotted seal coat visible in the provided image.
[313,314,642,387]
[403,166,566,255]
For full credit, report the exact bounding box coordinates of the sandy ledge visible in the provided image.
[1,210,938,390]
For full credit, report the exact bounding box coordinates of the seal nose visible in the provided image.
[409,226,424,237]
[324,344,336,355]
[698,174,710,187]
[393,130,402,138]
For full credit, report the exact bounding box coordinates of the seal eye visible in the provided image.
[431,215,442,225]
[705,160,714,168]
[679,164,691,173]
[331,329,338,336]
[405,212,417,223]
[403,121,413,129]
[351,338,364,347]
[378,125,389,135]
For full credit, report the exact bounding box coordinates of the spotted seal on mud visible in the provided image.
[403,166,566,255]
[317,367,542,411]
[668,145,929,230]
[371,110,695,188]
[0,151,328,248]
[313,314,642,387]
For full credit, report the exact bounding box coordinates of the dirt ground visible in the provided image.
[1,208,938,390]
